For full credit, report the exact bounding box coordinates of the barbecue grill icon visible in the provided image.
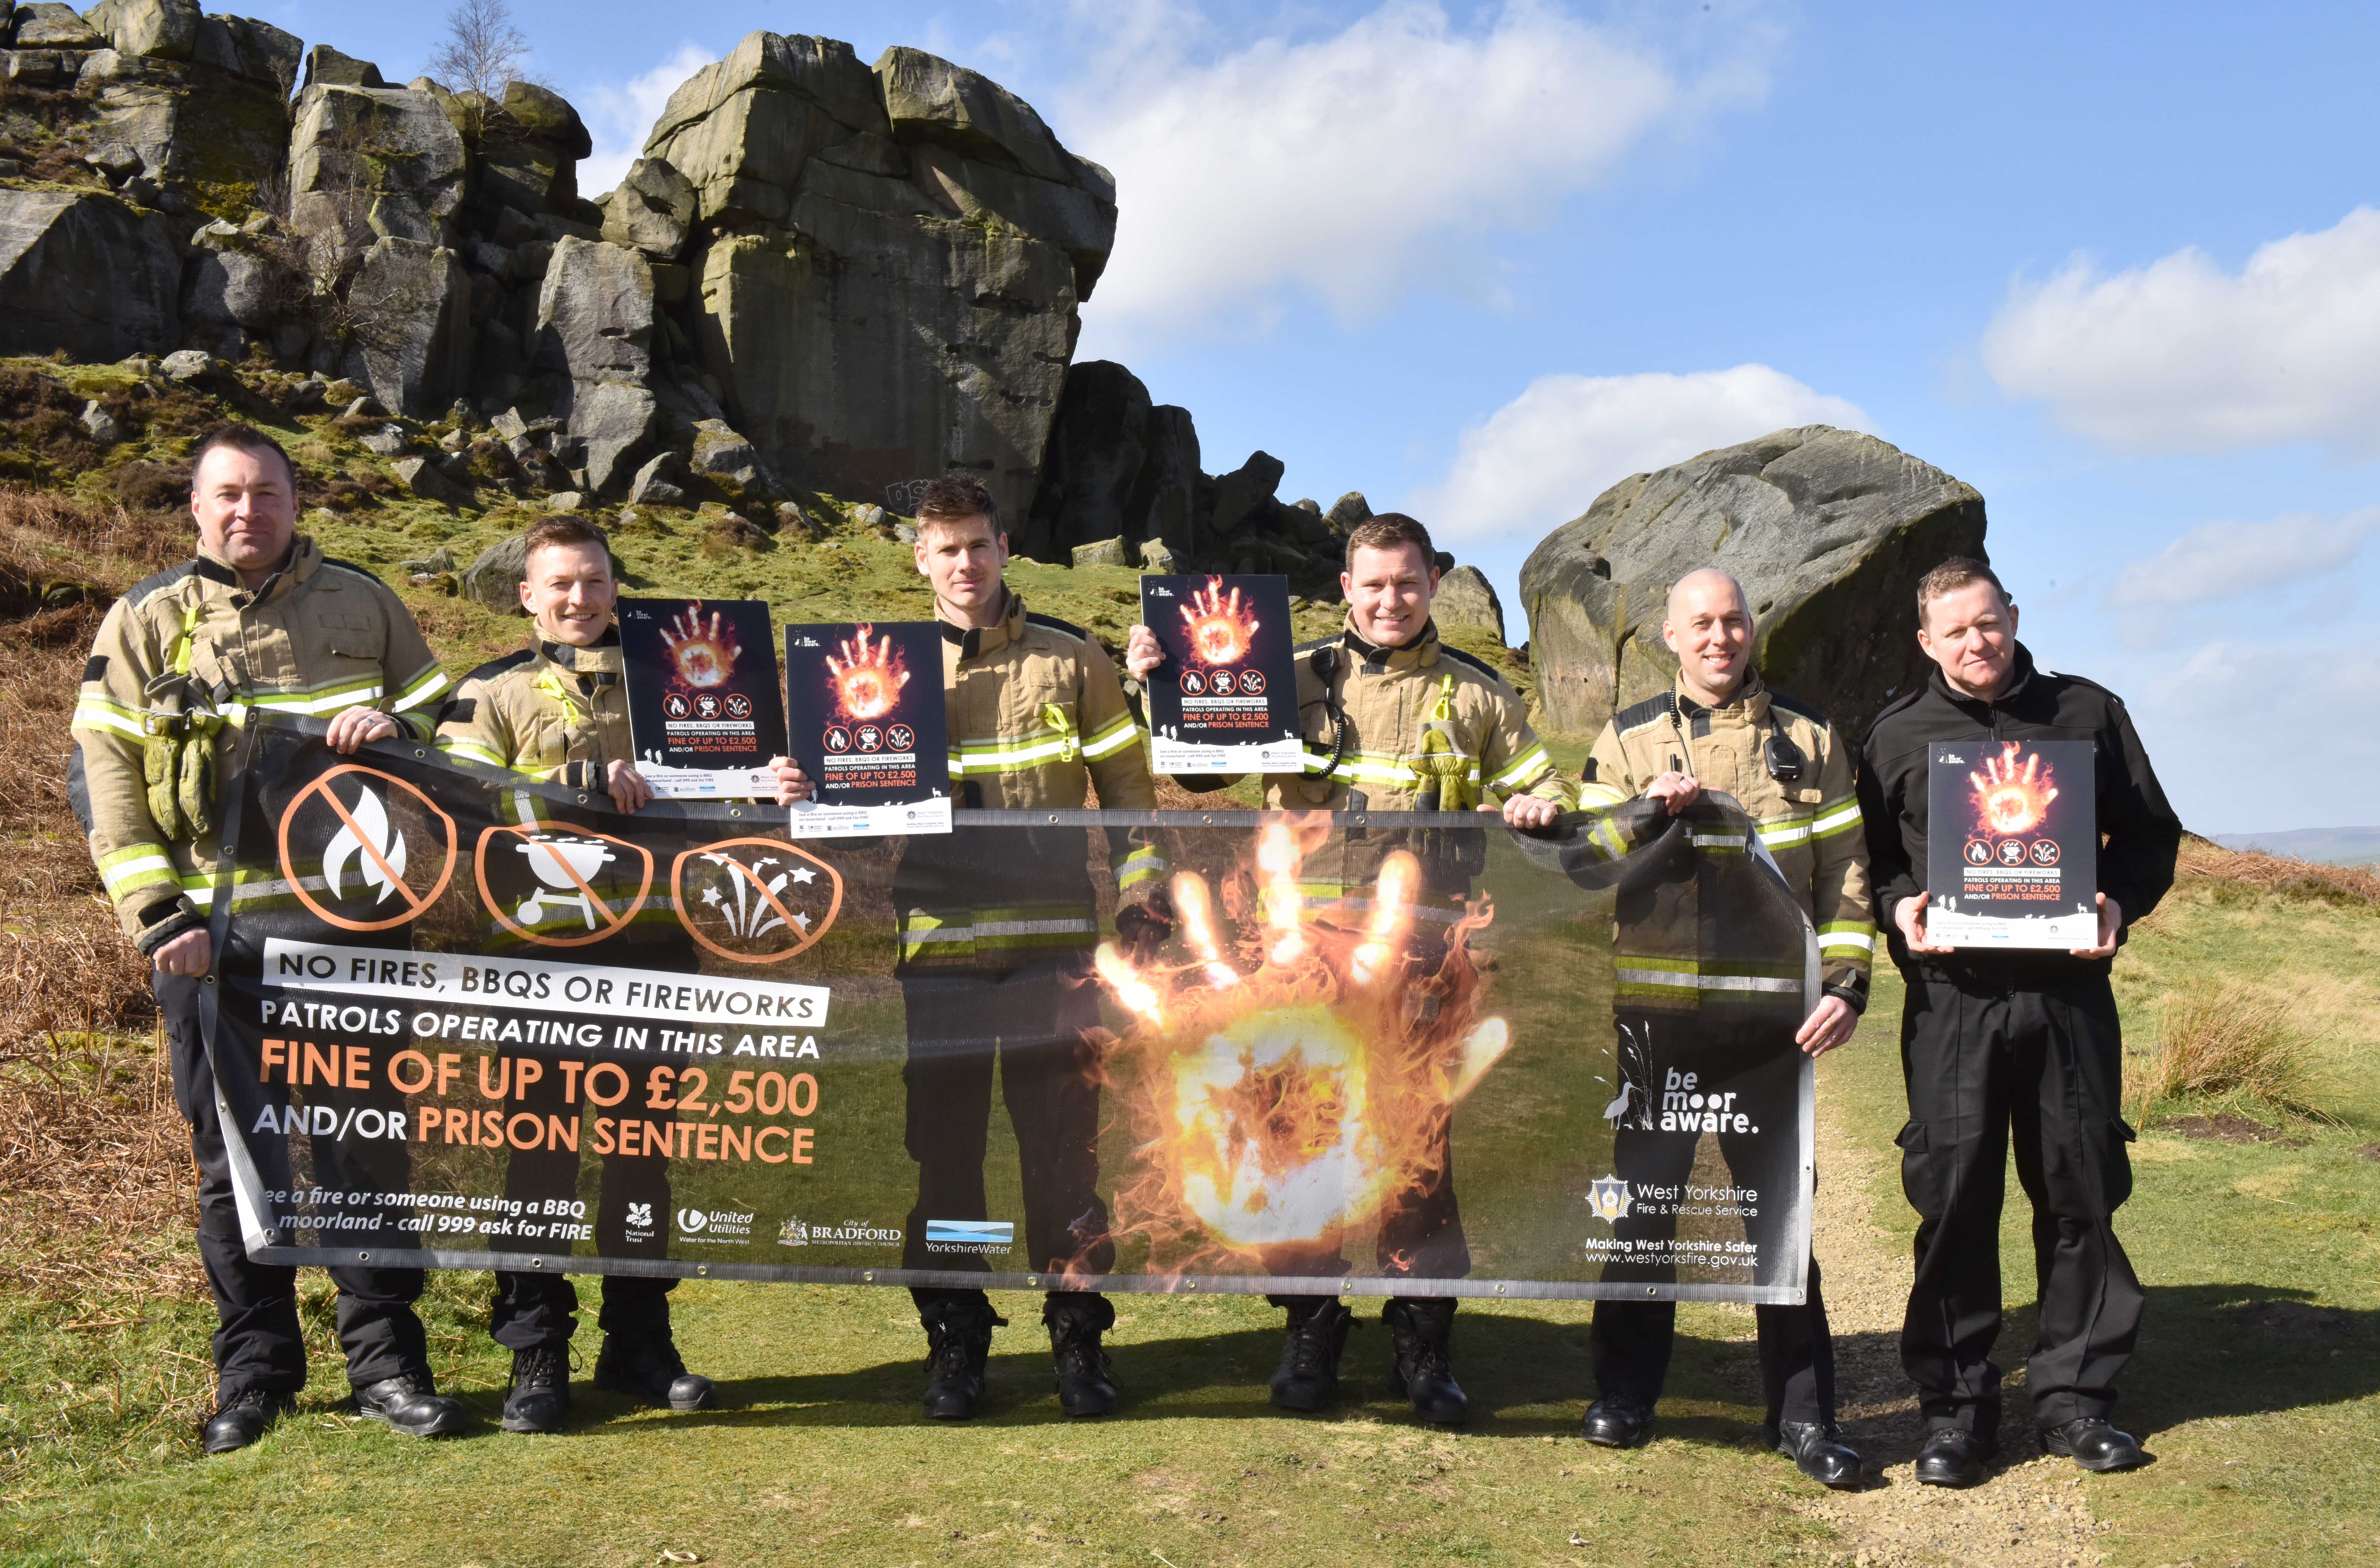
[513,835,617,928]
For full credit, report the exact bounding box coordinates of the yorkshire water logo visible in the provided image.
[1585,1176,1632,1224]
[924,1219,1013,1255]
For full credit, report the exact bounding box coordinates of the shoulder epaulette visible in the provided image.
[1023,610,1088,640]
[1766,690,1834,730]
[319,557,390,587]
[124,561,197,605]
[1614,692,1677,734]
[1435,644,1498,679]
[461,648,537,686]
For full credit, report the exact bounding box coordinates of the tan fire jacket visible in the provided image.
[70,537,448,951]
[1578,674,1874,1006]
[895,591,1165,968]
[437,634,631,793]
[1206,617,1570,926]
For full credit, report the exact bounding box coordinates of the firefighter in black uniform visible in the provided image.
[1857,557,2180,1486]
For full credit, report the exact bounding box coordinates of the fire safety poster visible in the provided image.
[781,622,952,838]
[1140,574,1301,772]
[1924,738,2098,948]
[618,599,786,799]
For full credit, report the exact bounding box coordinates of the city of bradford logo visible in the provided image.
[1585,1176,1632,1224]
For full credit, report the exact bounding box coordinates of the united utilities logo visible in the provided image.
[925,1219,1013,1256]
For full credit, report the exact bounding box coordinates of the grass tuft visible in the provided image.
[2132,981,2314,1123]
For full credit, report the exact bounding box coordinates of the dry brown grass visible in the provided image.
[2130,981,2315,1124]
[2173,834,2380,904]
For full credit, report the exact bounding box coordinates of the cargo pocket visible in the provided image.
[1895,1119,1942,1216]
[2091,1115,2136,1213]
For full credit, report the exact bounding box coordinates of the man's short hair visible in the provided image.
[189,422,296,491]
[1344,512,1435,571]
[1916,557,2008,623]
[522,514,612,564]
[914,476,1001,537]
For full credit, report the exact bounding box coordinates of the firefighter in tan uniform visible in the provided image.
[68,425,462,1454]
[773,478,1164,1422]
[436,516,718,1433]
[1570,567,1871,1489]
[1128,513,1570,1426]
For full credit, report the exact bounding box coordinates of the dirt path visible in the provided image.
[1797,1088,2110,1567]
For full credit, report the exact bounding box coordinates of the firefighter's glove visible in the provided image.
[176,719,219,842]
[1115,896,1174,962]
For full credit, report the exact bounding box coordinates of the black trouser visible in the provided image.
[1591,1007,1830,1426]
[1898,968,2141,1432]
[159,972,428,1399]
[485,1039,677,1353]
[899,961,1113,1327]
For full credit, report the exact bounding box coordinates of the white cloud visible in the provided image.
[578,43,717,197]
[1404,365,1873,545]
[2110,507,2380,607]
[1981,207,2380,457]
[1066,0,1760,347]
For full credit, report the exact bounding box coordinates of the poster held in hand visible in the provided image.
[618,598,785,800]
[1140,574,1301,772]
[1924,738,2098,948]
[782,622,951,837]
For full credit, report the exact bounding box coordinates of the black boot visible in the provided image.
[2040,1417,2147,1472]
[502,1344,572,1433]
[1579,1395,1653,1448]
[352,1369,470,1437]
[1913,1426,1996,1488]
[593,1334,714,1411]
[1045,1295,1120,1418]
[1269,1298,1353,1413]
[203,1387,293,1454]
[921,1297,1005,1420]
[1381,1298,1468,1425]
[1771,1420,1863,1489]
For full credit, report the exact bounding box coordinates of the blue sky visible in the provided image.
[272,0,2380,833]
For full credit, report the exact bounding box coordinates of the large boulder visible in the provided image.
[339,236,472,416]
[191,13,301,97]
[84,0,199,59]
[534,235,653,383]
[180,242,287,355]
[286,82,468,277]
[1028,360,1149,560]
[1518,425,1988,741]
[1433,565,1506,646]
[1133,405,1202,557]
[469,80,593,225]
[599,157,697,259]
[13,4,104,48]
[0,189,181,361]
[651,32,1114,529]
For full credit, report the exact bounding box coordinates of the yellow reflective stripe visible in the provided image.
[70,698,149,739]
[947,734,1078,773]
[1575,781,1631,809]
[1756,814,1813,846]
[391,666,449,712]
[440,736,508,769]
[1810,801,1863,840]
[240,680,387,716]
[1080,715,1141,759]
[1818,921,1875,954]
[97,849,177,895]
[1488,746,1551,790]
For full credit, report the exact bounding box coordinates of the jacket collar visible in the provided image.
[1339,614,1442,672]
[940,588,1022,661]
[1674,670,1770,724]
[1927,641,2037,715]
[197,534,315,604]
[535,626,622,681]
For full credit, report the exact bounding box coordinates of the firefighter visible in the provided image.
[1570,567,1869,1489]
[771,477,1167,1421]
[1125,512,1570,1426]
[1857,558,2178,1485]
[437,515,741,1432]
[68,423,463,1453]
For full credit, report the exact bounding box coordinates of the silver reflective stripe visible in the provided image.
[1614,968,1799,994]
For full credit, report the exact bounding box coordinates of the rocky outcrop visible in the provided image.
[1433,566,1505,645]
[654,31,1115,528]
[0,189,180,360]
[599,157,696,259]
[286,81,468,276]
[340,236,471,422]
[1519,426,1988,740]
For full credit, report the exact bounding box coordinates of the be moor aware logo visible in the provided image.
[277,765,458,932]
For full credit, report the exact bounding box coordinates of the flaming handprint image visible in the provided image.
[1970,741,2058,835]
[661,604,741,689]
[826,624,910,720]
[1179,577,1261,667]
[1091,820,1511,1271]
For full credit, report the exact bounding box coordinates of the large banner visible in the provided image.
[199,723,1817,1304]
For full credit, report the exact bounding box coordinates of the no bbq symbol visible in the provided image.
[276,766,458,933]
[473,823,655,947]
